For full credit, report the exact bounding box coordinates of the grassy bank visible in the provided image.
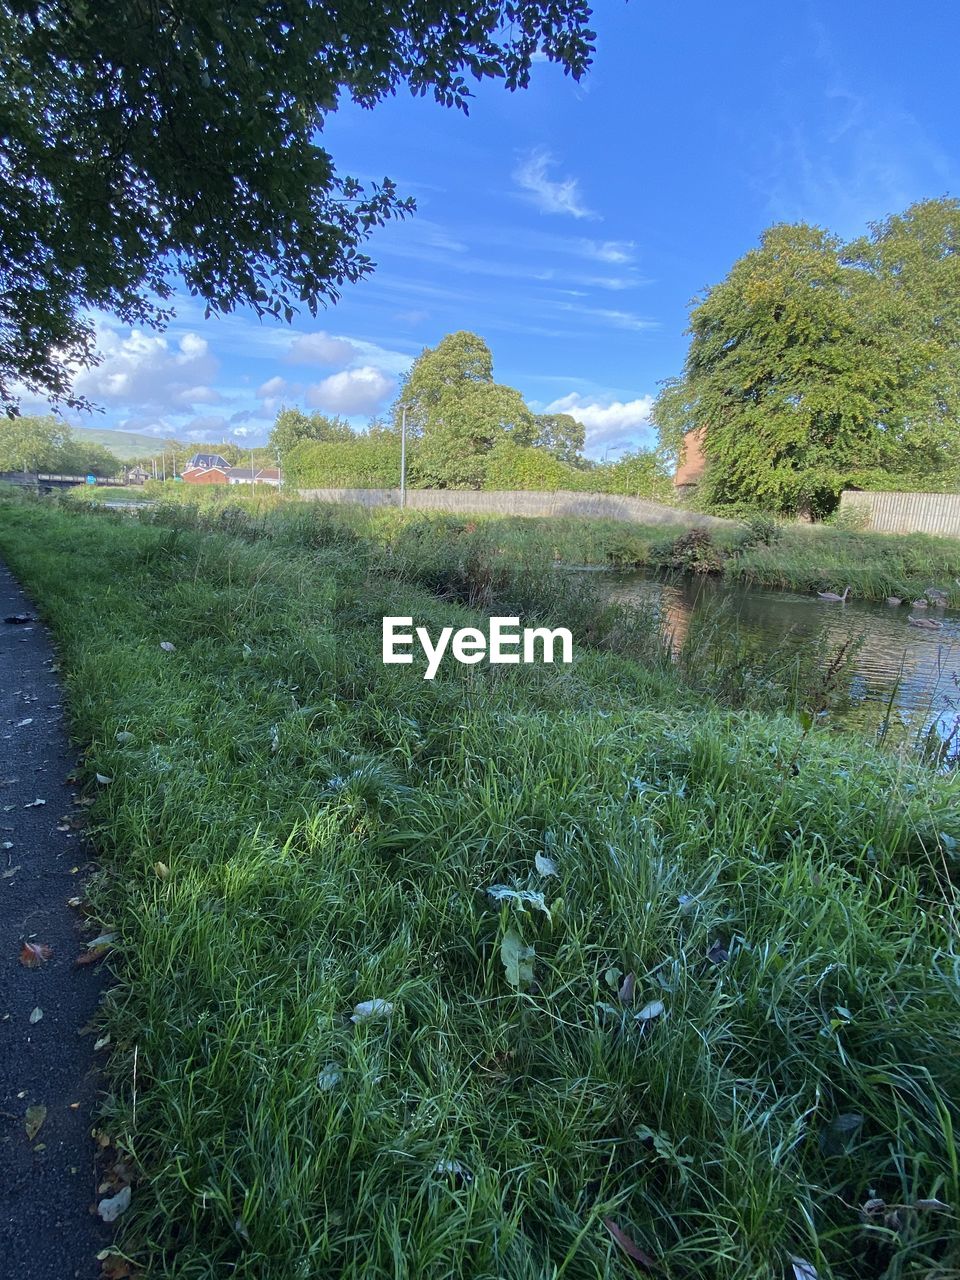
[2,495,959,1277]
[96,484,960,604]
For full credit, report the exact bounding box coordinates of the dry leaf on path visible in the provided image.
[19,941,52,967]
[25,1104,46,1140]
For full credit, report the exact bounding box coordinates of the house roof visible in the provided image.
[185,452,231,471]
[226,466,281,481]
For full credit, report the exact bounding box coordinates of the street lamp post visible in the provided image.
[400,406,407,509]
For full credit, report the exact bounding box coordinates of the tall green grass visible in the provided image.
[1,496,959,1278]
[65,485,960,603]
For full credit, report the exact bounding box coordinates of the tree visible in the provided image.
[597,449,672,498]
[531,412,585,464]
[60,437,120,477]
[396,333,537,487]
[0,416,67,471]
[653,201,960,516]
[395,331,496,435]
[0,3,595,414]
[413,381,536,488]
[0,416,119,474]
[269,409,355,457]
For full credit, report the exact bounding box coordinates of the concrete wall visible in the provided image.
[297,487,733,528]
[839,490,960,537]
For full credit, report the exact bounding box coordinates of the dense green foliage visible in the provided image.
[1,494,959,1278]
[0,3,594,412]
[285,435,402,488]
[268,408,356,457]
[396,332,538,487]
[480,439,585,490]
[656,198,960,516]
[0,414,120,474]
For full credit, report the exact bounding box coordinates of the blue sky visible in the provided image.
[50,0,960,458]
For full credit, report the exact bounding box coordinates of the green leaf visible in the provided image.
[500,928,535,990]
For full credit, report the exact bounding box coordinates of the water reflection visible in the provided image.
[607,572,960,755]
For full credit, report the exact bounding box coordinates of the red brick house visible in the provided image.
[673,427,707,489]
[181,453,232,484]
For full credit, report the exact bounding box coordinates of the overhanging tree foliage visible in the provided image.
[654,198,960,516]
[0,2,595,413]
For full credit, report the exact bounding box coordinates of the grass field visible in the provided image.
[2,494,959,1278]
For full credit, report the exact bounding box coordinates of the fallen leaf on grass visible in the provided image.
[635,1000,665,1022]
[500,928,535,990]
[603,1218,657,1269]
[706,940,729,964]
[534,852,557,877]
[351,999,393,1023]
[76,945,111,967]
[317,1063,342,1090]
[95,773,112,785]
[29,1007,42,1024]
[25,1103,46,1140]
[153,862,169,879]
[486,885,551,916]
[115,732,134,745]
[434,1158,473,1182]
[19,941,52,967]
[790,1258,819,1280]
[159,641,176,653]
[618,972,636,1007]
[87,932,117,949]
[97,1185,131,1223]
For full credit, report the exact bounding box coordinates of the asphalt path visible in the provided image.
[0,562,108,1277]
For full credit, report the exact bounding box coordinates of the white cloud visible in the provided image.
[579,239,637,264]
[513,150,595,219]
[306,366,395,415]
[73,328,218,412]
[257,376,288,398]
[545,392,656,453]
[174,385,222,405]
[555,303,657,332]
[287,332,359,366]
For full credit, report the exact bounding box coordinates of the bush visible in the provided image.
[735,513,783,549]
[650,527,727,574]
[480,441,584,491]
[286,437,401,488]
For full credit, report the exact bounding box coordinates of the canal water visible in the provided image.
[606,572,960,759]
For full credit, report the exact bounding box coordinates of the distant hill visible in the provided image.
[72,426,164,461]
